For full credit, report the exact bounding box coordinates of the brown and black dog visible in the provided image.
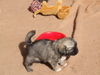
[24,30,78,72]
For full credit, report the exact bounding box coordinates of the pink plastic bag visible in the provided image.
[29,0,42,12]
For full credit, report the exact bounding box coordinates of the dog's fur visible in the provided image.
[24,30,78,72]
[33,0,70,19]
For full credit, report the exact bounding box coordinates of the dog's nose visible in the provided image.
[71,47,78,56]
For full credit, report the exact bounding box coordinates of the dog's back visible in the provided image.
[28,39,55,61]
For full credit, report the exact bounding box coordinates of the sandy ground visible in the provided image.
[0,0,100,75]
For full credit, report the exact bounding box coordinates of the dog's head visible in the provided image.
[54,37,78,56]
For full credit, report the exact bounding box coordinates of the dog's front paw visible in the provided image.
[26,68,33,72]
[63,63,68,67]
[55,68,62,72]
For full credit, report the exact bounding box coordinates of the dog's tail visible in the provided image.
[25,30,36,45]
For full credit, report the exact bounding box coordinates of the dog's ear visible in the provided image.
[53,39,68,55]
[55,43,68,55]
[58,45,67,55]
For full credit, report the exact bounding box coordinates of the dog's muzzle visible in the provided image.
[67,47,78,56]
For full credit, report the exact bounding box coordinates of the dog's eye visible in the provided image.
[67,47,73,50]
[64,46,73,51]
[68,47,72,50]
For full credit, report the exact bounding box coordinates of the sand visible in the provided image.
[0,0,100,75]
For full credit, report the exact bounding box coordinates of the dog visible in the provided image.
[33,0,70,19]
[24,30,78,72]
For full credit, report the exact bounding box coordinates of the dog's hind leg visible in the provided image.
[24,56,40,72]
[24,56,34,72]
